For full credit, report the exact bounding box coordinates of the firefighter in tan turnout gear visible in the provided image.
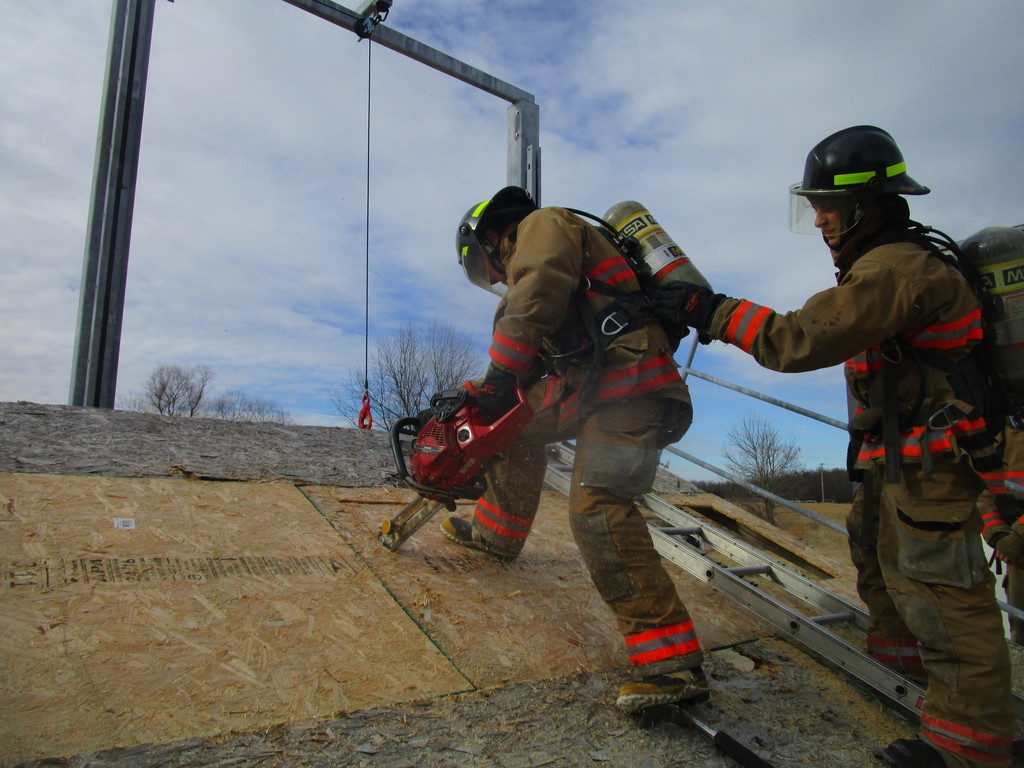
[445,186,709,712]
[654,126,1015,768]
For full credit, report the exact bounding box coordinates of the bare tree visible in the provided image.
[331,320,484,430]
[206,389,292,424]
[723,413,803,524]
[121,365,290,424]
[141,364,215,416]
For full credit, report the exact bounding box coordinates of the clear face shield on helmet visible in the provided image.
[457,198,507,297]
[788,185,860,242]
[459,231,507,297]
[457,187,536,297]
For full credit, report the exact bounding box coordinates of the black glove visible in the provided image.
[474,366,519,423]
[846,430,865,483]
[992,528,1024,566]
[652,282,727,338]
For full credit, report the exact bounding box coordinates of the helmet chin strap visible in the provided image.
[824,204,865,252]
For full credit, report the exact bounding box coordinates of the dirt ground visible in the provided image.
[1,401,1018,768]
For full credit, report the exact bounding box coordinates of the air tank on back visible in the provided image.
[602,201,712,290]
[959,225,1024,415]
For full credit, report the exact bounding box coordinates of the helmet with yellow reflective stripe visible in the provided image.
[793,125,930,198]
[457,186,537,296]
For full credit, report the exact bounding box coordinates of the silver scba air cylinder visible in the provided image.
[602,201,712,290]
[960,225,1024,410]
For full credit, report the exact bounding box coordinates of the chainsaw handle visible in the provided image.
[388,416,421,484]
[430,387,469,423]
[675,708,776,768]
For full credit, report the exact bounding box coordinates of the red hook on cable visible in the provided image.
[358,391,373,430]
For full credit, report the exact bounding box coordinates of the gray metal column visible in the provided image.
[508,100,540,204]
[70,0,157,407]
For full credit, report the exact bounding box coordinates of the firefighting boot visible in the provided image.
[878,739,951,768]
[615,667,710,713]
[440,516,517,562]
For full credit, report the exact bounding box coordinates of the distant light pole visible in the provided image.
[819,463,825,503]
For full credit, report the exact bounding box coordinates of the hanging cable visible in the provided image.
[357,28,375,430]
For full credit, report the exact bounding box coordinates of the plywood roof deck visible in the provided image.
[0,402,926,767]
[0,468,783,765]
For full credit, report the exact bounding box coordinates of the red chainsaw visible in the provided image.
[379,386,533,551]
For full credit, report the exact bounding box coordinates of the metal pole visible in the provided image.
[507,100,540,204]
[70,0,157,407]
[684,367,847,431]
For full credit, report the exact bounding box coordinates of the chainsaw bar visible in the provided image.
[378,496,447,551]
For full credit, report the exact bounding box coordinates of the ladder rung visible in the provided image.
[653,526,703,536]
[725,565,773,578]
[809,611,856,626]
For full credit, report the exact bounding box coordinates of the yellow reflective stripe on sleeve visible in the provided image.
[834,161,906,186]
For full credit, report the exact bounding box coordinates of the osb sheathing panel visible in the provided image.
[304,486,772,689]
[666,492,853,578]
[0,474,471,766]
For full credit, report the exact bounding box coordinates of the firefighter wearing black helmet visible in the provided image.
[450,186,709,713]
[654,126,1014,768]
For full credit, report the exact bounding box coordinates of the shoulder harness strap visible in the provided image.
[876,222,1005,481]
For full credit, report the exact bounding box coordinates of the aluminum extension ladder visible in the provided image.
[543,442,1024,724]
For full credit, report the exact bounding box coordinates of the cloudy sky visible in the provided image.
[2,0,1022,483]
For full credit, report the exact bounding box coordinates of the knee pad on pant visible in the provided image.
[579,441,661,499]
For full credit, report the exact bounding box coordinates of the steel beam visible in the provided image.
[71,0,157,407]
[278,0,541,199]
[281,1,534,101]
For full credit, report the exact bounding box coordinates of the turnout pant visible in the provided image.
[466,388,703,678]
[1006,564,1024,645]
[848,465,926,681]
[848,459,1014,767]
